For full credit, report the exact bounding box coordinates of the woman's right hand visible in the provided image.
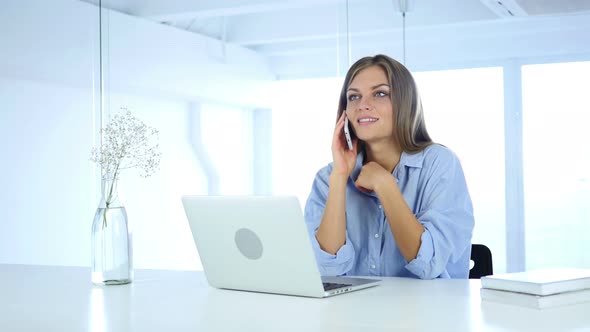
[331,112,358,178]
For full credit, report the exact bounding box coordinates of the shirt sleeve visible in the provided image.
[404,148,475,279]
[304,166,355,276]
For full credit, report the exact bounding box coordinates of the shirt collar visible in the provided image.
[351,148,426,180]
[400,149,425,169]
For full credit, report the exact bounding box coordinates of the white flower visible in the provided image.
[90,108,161,207]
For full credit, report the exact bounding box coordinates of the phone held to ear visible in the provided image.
[344,115,353,150]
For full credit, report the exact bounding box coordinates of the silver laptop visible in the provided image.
[181,195,381,298]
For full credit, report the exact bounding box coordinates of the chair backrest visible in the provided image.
[469,244,493,279]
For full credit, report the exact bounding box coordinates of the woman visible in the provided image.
[304,54,474,279]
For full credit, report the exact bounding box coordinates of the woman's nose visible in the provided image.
[358,98,371,111]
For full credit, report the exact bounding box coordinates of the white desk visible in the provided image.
[1,264,589,332]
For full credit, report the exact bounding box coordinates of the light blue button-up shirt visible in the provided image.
[304,144,474,279]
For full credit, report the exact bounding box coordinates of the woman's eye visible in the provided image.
[348,95,359,102]
[375,91,388,97]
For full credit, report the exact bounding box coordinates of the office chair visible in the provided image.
[469,244,493,279]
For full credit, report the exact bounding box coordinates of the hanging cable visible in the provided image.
[402,11,406,65]
[395,0,409,65]
[99,0,102,119]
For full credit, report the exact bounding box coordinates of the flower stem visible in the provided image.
[102,164,120,229]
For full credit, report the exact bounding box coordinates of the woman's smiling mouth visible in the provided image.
[358,117,379,126]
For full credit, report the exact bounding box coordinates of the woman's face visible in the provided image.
[345,65,395,145]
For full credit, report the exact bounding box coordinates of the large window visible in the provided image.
[522,61,590,270]
[415,68,506,272]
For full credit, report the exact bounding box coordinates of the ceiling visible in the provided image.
[86,0,590,78]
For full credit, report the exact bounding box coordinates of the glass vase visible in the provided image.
[91,178,133,285]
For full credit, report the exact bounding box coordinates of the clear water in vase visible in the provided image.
[91,205,133,285]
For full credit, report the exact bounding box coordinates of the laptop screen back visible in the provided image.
[182,195,326,297]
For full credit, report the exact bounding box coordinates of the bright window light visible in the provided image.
[522,61,590,270]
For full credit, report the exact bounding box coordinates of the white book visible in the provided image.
[481,268,590,296]
[480,287,590,309]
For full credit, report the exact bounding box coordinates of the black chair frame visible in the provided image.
[469,244,493,279]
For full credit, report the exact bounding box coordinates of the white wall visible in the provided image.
[0,0,99,266]
[0,78,97,266]
[0,0,273,269]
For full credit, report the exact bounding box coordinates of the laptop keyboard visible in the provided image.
[323,282,353,291]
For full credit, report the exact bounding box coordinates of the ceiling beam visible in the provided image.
[224,0,495,45]
[227,9,589,46]
[127,0,344,21]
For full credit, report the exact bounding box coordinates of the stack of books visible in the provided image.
[480,268,590,309]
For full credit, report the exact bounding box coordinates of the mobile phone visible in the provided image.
[344,115,353,150]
